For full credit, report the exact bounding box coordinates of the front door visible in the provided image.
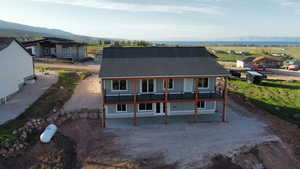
[184,78,193,92]
[155,103,163,115]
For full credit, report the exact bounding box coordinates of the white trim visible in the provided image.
[138,103,154,112]
[111,80,128,92]
[116,104,127,113]
[102,74,229,80]
[163,79,174,90]
[139,79,156,93]
[197,78,210,89]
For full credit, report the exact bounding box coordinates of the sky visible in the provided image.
[1,0,300,41]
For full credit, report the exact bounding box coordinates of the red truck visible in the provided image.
[251,65,267,71]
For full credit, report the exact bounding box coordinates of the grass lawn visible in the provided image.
[208,46,300,61]
[0,71,90,143]
[230,79,300,126]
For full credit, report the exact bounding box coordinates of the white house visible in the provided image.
[0,38,35,104]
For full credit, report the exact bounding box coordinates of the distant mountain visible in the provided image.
[217,36,300,42]
[0,20,115,42]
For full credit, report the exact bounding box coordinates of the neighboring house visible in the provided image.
[99,47,230,128]
[23,37,87,61]
[236,56,283,68]
[252,56,284,68]
[236,57,256,68]
[0,38,35,104]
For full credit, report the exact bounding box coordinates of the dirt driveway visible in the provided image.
[106,100,280,168]
[36,62,100,73]
[62,74,101,112]
[0,71,58,125]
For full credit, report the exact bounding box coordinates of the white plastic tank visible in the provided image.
[40,124,58,143]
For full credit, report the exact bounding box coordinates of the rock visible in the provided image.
[60,86,64,90]
[275,107,280,110]
[12,130,18,135]
[0,149,8,155]
[53,109,57,113]
[293,114,300,119]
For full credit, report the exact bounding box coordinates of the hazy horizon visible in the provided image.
[1,0,300,41]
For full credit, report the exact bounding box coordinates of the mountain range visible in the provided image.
[0,20,114,42]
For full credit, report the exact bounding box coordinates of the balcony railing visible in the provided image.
[104,88,224,104]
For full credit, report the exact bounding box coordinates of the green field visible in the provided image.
[230,79,300,126]
[207,46,300,62]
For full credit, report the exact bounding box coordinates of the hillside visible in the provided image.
[0,20,114,42]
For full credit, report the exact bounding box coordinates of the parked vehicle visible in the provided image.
[229,70,241,78]
[251,65,266,71]
[246,71,264,84]
[287,65,299,71]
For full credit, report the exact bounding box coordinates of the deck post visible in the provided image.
[132,80,137,126]
[222,77,228,122]
[164,79,169,124]
[194,78,199,120]
[101,79,106,128]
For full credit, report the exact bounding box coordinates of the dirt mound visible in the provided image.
[202,141,300,169]
[0,133,77,169]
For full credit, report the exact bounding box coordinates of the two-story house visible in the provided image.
[99,47,230,128]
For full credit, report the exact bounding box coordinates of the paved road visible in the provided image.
[268,68,300,77]
[63,74,101,112]
[36,62,100,73]
[0,71,58,125]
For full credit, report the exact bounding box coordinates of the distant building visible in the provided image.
[23,37,87,61]
[236,57,256,68]
[237,56,284,68]
[0,38,35,104]
[227,50,236,54]
[236,51,251,56]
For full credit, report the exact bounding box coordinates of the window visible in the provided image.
[164,79,174,89]
[197,101,206,109]
[139,103,153,111]
[197,78,209,88]
[112,80,127,91]
[141,80,154,93]
[116,104,127,112]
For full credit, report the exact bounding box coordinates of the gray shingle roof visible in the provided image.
[0,38,14,52]
[100,47,229,79]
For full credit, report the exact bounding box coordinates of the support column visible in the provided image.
[194,78,199,120]
[101,79,106,128]
[132,80,137,126]
[164,79,169,124]
[222,77,228,122]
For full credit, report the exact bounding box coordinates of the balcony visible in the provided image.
[104,90,224,104]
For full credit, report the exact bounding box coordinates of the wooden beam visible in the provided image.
[132,80,137,126]
[194,78,199,120]
[222,77,228,122]
[102,75,229,81]
[100,79,106,128]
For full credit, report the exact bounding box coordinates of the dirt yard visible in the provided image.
[1,98,300,169]
[63,74,101,112]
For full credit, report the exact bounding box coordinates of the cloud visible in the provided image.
[280,0,300,15]
[33,0,223,15]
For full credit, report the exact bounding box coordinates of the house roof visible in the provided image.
[23,37,86,46]
[0,37,14,52]
[252,56,284,63]
[0,37,33,56]
[238,57,256,62]
[100,47,229,79]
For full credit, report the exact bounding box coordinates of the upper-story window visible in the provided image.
[141,79,154,93]
[164,79,174,89]
[112,80,127,91]
[197,78,209,88]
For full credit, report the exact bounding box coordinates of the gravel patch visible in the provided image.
[107,100,280,168]
[63,74,101,112]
